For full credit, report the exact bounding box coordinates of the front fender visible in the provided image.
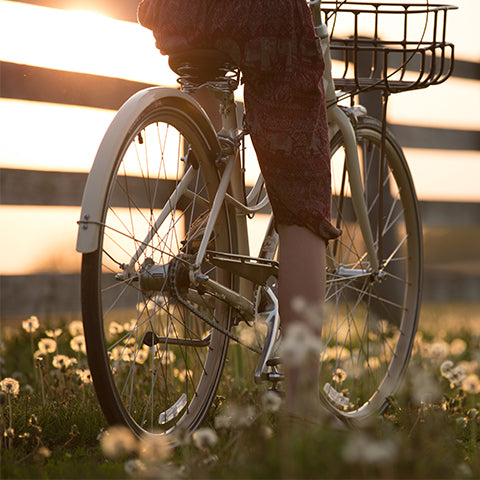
[76,87,219,254]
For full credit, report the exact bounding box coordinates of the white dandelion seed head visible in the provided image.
[68,320,84,337]
[76,369,92,384]
[100,425,138,460]
[108,321,124,336]
[38,338,57,354]
[261,390,282,413]
[192,428,218,450]
[214,404,256,430]
[342,432,398,465]
[450,338,467,357]
[124,459,147,477]
[411,369,441,405]
[427,341,450,363]
[45,328,62,339]
[70,335,87,354]
[462,374,480,394]
[22,315,40,333]
[440,360,455,377]
[0,377,20,396]
[138,434,173,461]
[332,368,348,384]
[52,354,72,370]
[135,349,149,365]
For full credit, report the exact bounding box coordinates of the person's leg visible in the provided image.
[278,224,326,418]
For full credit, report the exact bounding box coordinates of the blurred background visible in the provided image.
[1,0,479,321]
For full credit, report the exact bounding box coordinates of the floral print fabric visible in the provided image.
[138,0,341,241]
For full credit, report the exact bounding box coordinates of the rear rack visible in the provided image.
[321,2,457,94]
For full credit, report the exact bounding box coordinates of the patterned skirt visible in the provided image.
[138,0,341,241]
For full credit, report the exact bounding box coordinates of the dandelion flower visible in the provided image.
[124,459,147,477]
[440,360,455,378]
[135,349,149,365]
[333,368,348,384]
[100,425,138,460]
[52,354,71,370]
[38,446,51,458]
[428,341,449,362]
[68,320,84,337]
[38,338,57,354]
[214,404,256,429]
[440,360,466,388]
[123,320,136,331]
[192,428,218,450]
[76,369,93,384]
[109,321,124,336]
[342,431,398,465]
[138,434,173,461]
[45,328,62,339]
[261,390,282,413]
[70,335,87,354]
[22,315,39,333]
[450,338,467,357]
[411,369,441,405]
[0,377,20,396]
[462,374,480,394]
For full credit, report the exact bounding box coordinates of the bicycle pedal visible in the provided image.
[266,357,282,367]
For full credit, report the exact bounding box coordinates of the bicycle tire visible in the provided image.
[81,95,237,438]
[321,115,422,424]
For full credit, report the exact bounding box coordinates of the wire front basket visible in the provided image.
[322,2,457,94]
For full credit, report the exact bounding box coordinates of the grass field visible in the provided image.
[1,302,480,479]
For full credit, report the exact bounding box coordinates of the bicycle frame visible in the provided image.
[76,0,380,320]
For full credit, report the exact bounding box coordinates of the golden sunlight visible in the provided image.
[0,0,176,86]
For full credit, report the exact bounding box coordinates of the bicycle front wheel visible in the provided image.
[81,95,237,437]
[321,115,422,424]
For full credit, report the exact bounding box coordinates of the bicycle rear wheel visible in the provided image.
[81,95,237,437]
[321,115,422,424]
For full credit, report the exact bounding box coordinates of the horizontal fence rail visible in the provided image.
[1,1,479,318]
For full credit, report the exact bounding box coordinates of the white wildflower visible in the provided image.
[342,431,398,465]
[192,428,218,450]
[124,459,147,477]
[52,354,72,370]
[45,328,62,339]
[22,315,40,333]
[332,368,348,384]
[138,434,173,461]
[68,320,84,337]
[0,377,20,396]
[109,321,124,336]
[450,338,467,356]
[214,403,256,429]
[261,390,282,413]
[38,338,57,354]
[462,374,480,394]
[100,425,138,460]
[70,335,87,354]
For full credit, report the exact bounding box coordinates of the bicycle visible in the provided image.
[76,1,456,437]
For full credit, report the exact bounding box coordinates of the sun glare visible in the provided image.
[0,0,176,86]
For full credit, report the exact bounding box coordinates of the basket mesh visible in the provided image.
[321,2,457,93]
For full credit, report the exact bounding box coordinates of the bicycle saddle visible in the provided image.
[168,49,237,83]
